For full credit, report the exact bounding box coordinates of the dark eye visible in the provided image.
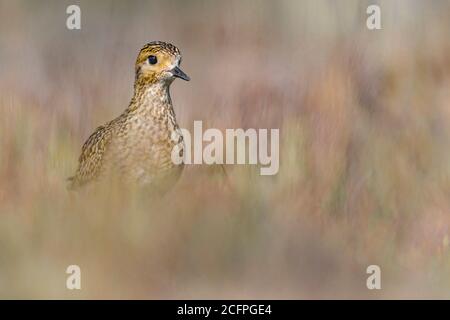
[148,55,157,65]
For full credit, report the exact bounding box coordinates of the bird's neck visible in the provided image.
[128,81,173,113]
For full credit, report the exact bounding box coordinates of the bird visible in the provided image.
[68,41,190,192]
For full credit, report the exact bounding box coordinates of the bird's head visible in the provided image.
[134,41,190,86]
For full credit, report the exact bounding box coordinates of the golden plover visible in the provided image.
[69,41,190,191]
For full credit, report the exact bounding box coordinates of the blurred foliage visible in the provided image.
[0,0,450,298]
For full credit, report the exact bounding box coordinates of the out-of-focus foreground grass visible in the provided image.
[0,0,450,298]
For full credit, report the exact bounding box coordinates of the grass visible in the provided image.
[0,0,450,298]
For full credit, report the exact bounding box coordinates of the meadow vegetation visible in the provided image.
[0,0,449,298]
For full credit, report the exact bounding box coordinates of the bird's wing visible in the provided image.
[68,124,114,189]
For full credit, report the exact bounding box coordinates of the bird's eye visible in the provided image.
[148,55,157,65]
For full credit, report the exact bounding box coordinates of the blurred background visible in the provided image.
[0,0,450,298]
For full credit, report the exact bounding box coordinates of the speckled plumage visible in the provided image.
[69,41,189,191]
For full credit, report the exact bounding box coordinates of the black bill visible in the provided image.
[171,66,190,81]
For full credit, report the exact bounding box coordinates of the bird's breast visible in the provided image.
[110,111,184,186]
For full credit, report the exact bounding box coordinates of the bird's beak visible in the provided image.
[171,66,190,81]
